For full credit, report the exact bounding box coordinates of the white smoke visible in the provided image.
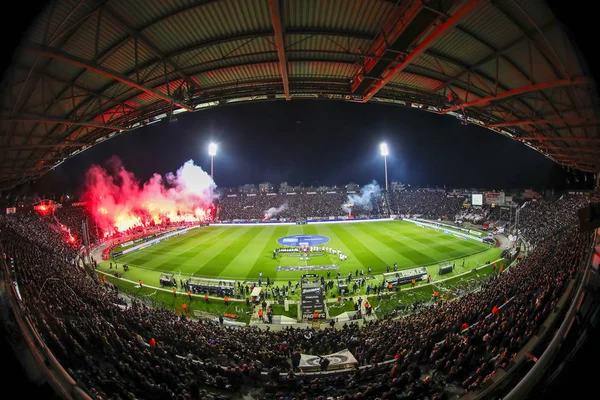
[342,181,381,213]
[264,202,288,219]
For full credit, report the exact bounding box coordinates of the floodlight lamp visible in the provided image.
[208,143,217,156]
[380,142,389,156]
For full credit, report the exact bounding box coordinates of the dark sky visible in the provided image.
[34,100,569,195]
[3,0,598,198]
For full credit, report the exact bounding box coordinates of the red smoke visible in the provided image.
[84,157,216,236]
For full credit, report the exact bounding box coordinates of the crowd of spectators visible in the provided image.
[455,206,489,224]
[388,191,464,220]
[45,191,594,241]
[217,190,468,222]
[1,213,78,260]
[517,195,592,245]
[0,186,594,399]
[54,205,100,243]
[217,191,385,221]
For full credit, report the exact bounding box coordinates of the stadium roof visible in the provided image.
[1,0,599,189]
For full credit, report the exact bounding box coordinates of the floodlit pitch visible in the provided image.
[102,220,500,286]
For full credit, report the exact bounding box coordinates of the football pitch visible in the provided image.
[101,220,501,286]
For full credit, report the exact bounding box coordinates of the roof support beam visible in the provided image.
[431,21,555,93]
[517,137,600,143]
[56,30,375,114]
[440,77,590,113]
[27,45,194,112]
[362,0,482,103]
[102,6,201,92]
[548,153,599,161]
[537,145,600,154]
[0,116,131,131]
[12,65,136,111]
[422,49,534,120]
[268,0,290,100]
[1,143,87,151]
[489,117,599,128]
[351,0,424,93]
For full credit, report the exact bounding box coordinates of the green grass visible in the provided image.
[270,303,298,319]
[327,300,357,317]
[99,221,499,294]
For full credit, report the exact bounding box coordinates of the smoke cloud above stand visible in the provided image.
[84,157,216,235]
[264,202,288,219]
[342,181,381,214]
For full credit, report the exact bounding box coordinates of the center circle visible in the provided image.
[277,234,330,247]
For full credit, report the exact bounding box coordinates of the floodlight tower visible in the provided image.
[380,142,389,191]
[208,143,217,179]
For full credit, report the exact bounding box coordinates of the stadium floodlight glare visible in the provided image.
[380,142,389,191]
[380,142,389,156]
[208,143,217,179]
[208,143,217,156]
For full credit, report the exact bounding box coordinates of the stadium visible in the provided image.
[0,1,599,400]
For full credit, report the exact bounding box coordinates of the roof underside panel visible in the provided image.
[186,53,280,81]
[459,0,523,50]
[40,0,102,46]
[1,0,599,189]
[141,0,272,55]
[494,0,555,33]
[433,30,496,67]
[289,61,356,79]
[181,37,277,69]
[542,27,586,78]
[43,60,84,84]
[100,39,157,76]
[284,0,392,35]
[285,34,371,56]
[195,62,280,87]
[414,53,465,82]
[391,72,443,91]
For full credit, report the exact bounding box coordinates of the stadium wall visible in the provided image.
[118,225,204,256]
[212,217,393,226]
[404,218,486,242]
[413,218,488,237]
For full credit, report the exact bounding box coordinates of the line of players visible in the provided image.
[275,245,348,261]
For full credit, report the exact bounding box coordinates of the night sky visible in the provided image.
[2,0,598,199]
[34,100,571,196]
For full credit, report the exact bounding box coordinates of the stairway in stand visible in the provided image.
[382,191,392,216]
